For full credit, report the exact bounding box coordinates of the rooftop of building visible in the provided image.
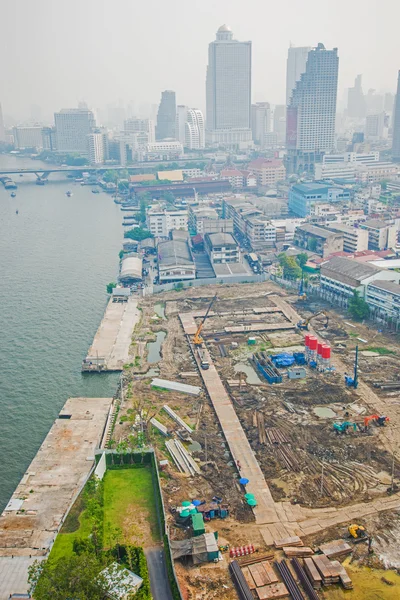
[220,169,243,177]
[368,279,400,295]
[218,24,232,32]
[248,158,285,170]
[291,182,330,194]
[321,256,380,283]
[361,219,391,229]
[205,232,237,247]
[296,223,342,239]
[158,239,193,266]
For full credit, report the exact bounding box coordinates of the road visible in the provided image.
[145,547,174,600]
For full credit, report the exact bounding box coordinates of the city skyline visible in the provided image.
[0,0,399,122]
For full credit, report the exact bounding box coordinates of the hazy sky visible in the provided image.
[1,0,399,122]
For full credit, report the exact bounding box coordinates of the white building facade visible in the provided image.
[147,208,188,238]
[55,108,96,155]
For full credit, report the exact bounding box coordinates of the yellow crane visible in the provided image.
[193,295,218,346]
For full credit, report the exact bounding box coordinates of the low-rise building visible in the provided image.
[359,219,397,250]
[366,280,400,326]
[188,205,233,235]
[158,239,195,282]
[324,223,369,253]
[145,140,184,159]
[288,182,351,217]
[119,254,143,283]
[204,232,240,264]
[147,207,188,238]
[320,256,400,305]
[247,158,286,187]
[294,224,344,257]
[356,162,399,183]
[323,151,380,164]
[314,161,356,181]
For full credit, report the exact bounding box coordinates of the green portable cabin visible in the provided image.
[191,512,205,536]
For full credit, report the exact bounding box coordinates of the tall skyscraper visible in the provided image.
[286,43,339,174]
[54,108,96,154]
[392,71,400,162]
[347,75,366,119]
[206,24,252,148]
[286,46,311,106]
[185,109,205,149]
[273,105,286,144]
[251,102,271,146]
[0,102,5,142]
[156,90,176,140]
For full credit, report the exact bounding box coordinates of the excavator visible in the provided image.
[193,295,218,347]
[297,310,329,331]
[333,422,357,434]
[364,414,390,431]
[348,524,370,543]
[344,346,358,389]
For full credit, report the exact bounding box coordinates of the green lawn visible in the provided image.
[103,467,159,547]
[49,466,159,562]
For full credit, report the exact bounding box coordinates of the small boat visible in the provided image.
[19,174,23,177]
[11,192,16,198]
[92,189,100,194]
[66,191,72,197]
[16,209,19,214]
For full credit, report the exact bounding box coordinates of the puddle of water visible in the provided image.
[188,441,202,452]
[154,302,166,320]
[234,362,263,385]
[313,406,336,418]
[324,558,400,599]
[147,331,167,364]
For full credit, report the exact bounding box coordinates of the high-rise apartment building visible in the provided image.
[54,108,96,155]
[286,43,339,174]
[365,112,387,140]
[124,117,155,143]
[206,24,252,148]
[286,46,311,106]
[185,109,205,149]
[12,126,43,149]
[87,132,108,164]
[251,102,271,146]
[156,91,176,140]
[347,75,366,119]
[0,102,5,142]
[176,105,188,145]
[392,71,400,162]
[41,127,57,151]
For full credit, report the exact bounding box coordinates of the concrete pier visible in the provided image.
[82,297,140,371]
[0,397,113,599]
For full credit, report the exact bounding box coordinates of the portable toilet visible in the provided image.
[247,337,257,346]
[192,513,206,537]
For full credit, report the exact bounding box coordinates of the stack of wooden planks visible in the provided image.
[274,536,303,549]
[256,583,290,599]
[241,560,279,598]
[303,557,322,589]
[283,546,314,557]
[330,560,353,589]
[319,539,352,559]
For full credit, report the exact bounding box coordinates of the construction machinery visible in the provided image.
[364,414,390,430]
[193,295,217,347]
[333,422,357,434]
[297,310,329,331]
[344,346,358,389]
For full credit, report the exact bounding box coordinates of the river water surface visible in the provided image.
[0,155,122,510]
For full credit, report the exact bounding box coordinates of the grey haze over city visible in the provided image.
[1,0,399,121]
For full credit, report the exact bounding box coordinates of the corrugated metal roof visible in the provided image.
[321,256,380,284]
[368,279,400,294]
[158,240,193,266]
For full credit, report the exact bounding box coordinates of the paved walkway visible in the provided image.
[179,304,400,548]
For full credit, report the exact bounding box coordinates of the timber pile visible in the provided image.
[256,583,290,599]
[283,546,314,557]
[312,554,341,585]
[303,557,322,589]
[238,553,275,567]
[257,412,267,445]
[241,560,280,590]
[330,560,353,590]
[274,536,303,549]
[319,539,352,559]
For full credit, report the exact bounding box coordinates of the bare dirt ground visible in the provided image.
[111,281,400,598]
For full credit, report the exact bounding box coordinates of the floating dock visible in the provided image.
[82,297,140,372]
[0,397,113,598]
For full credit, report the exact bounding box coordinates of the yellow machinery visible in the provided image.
[348,524,367,539]
[297,310,329,331]
[193,295,217,346]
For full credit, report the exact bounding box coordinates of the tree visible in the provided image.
[106,282,117,294]
[103,170,118,183]
[163,191,175,205]
[119,250,125,260]
[296,253,308,269]
[278,253,302,280]
[308,237,318,252]
[124,227,153,241]
[348,290,370,321]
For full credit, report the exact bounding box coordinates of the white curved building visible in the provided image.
[185,109,205,149]
[119,254,143,283]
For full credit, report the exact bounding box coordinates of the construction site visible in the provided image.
[112,281,400,600]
